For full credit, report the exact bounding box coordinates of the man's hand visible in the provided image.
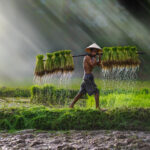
[97,52,102,67]
[85,55,97,67]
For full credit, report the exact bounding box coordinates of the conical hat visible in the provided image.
[85,43,102,53]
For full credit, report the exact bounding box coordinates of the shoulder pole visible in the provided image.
[72,51,145,58]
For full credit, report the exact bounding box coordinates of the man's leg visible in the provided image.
[95,92,107,111]
[94,92,100,109]
[69,93,83,108]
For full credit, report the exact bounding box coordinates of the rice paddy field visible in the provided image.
[1,49,149,150]
[0,43,150,150]
[0,79,150,132]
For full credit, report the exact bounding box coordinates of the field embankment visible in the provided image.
[0,106,150,131]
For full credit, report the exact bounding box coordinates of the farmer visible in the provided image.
[70,43,103,110]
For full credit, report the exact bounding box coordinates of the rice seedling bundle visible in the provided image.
[34,55,45,77]
[45,53,54,74]
[130,46,140,67]
[102,46,140,70]
[117,46,126,67]
[101,47,111,69]
[53,51,61,72]
[33,50,75,85]
[65,50,74,72]
[34,50,74,74]
[31,85,81,105]
[60,51,67,73]
[50,50,74,74]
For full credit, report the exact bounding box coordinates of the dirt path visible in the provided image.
[0,130,150,150]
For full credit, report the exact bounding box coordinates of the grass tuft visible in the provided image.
[1,106,150,131]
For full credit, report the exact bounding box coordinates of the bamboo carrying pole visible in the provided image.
[43,52,145,61]
[72,51,145,57]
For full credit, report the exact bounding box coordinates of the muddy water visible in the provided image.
[0,130,150,150]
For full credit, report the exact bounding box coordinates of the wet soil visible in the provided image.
[1,130,150,150]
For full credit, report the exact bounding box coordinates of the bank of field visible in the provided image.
[1,106,150,131]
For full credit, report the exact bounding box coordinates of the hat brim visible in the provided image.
[85,48,102,53]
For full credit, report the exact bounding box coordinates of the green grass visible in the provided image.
[0,87,30,98]
[0,80,150,109]
[0,80,150,131]
[1,106,150,131]
[31,84,150,108]
[87,89,150,108]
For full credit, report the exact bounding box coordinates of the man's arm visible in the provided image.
[97,54,102,66]
[85,55,97,67]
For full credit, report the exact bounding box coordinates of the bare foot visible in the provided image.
[69,105,74,108]
[96,107,107,112]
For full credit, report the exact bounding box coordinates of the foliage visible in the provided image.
[34,50,75,78]
[1,106,150,131]
[0,80,150,131]
[31,84,150,108]
[87,88,150,108]
[102,46,140,69]
[34,55,45,77]
[31,85,80,105]
[53,51,61,72]
[0,87,30,98]
[44,53,54,74]
[65,50,74,72]
[60,51,66,72]
[34,46,141,77]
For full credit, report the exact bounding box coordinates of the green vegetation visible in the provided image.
[34,50,75,78]
[31,85,80,105]
[0,79,150,100]
[0,87,30,98]
[102,46,140,69]
[45,53,54,74]
[1,106,150,131]
[0,80,150,131]
[34,55,45,77]
[53,51,61,72]
[87,88,150,108]
[60,51,66,72]
[65,50,74,72]
[31,84,150,108]
[34,46,140,78]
